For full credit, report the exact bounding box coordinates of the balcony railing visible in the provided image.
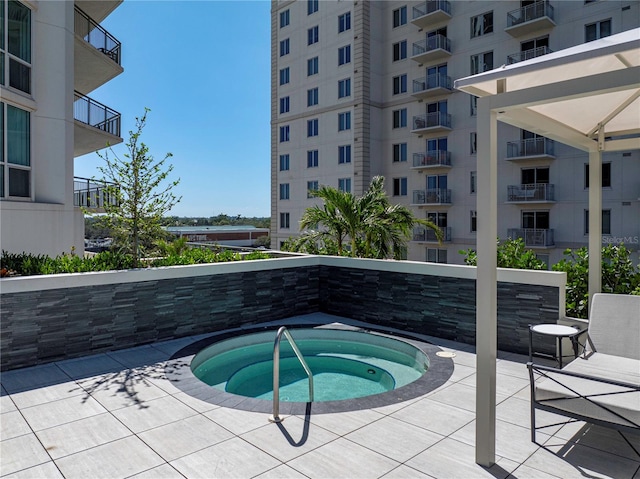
[413,112,451,130]
[412,189,452,205]
[507,1,554,28]
[412,0,451,21]
[507,228,555,247]
[507,46,553,64]
[73,176,119,209]
[413,150,451,168]
[413,74,452,94]
[74,91,121,137]
[412,34,451,57]
[507,183,555,202]
[74,6,121,65]
[507,137,555,159]
[413,226,451,242]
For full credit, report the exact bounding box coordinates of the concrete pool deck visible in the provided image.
[1,313,639,478]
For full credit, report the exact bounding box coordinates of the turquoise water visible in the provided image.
[191,329,429,402]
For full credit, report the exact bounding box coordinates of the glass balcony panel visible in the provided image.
[507,228,554,247]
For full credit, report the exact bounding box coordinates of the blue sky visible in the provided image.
[74,1,272,218]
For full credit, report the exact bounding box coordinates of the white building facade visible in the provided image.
[271,0,640,265]
[0,0,123,257]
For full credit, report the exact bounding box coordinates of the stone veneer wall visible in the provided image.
[0,258,563,371]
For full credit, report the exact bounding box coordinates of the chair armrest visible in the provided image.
[527,362,640,390]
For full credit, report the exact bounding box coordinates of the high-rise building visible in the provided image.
[1,0,123,256]
[271,0,640,265]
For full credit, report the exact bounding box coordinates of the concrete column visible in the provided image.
[475,100,498,467]
[588,149,603,308]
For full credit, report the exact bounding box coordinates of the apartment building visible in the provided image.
[271,0,640,265]
[1,0,123,257]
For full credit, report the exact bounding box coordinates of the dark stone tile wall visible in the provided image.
[0,263,559,371]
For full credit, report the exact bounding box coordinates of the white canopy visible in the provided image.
[454,28,640,467]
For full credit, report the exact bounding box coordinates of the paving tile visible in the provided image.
[0,392,17,413]
[459,373,530,398]
[390,397,476,436]
[10,381,85,409]
[56,353,124,380]
[427,382,509,413]
[107,345,171,368]
[0,410,32,441]
[0,433,51,476]
[2,461,64,479]
[496,357,531,380]
[111,395,197,434]
[303,409,385,436]
[55,435,164,479]
[379,464,436,478]
[151,337,204,356]
[286,437,400,479]
[80,370,168,411]
[204,406,273,435]
[550,423,640,461]
[128,463,186,478]
[170,437,281,479]
[345,416,444,462]
[370,396,423,416]
[20,394,106,431]
[509,463,564,479]
[138,414,234,462]
[447,363,476,383]
[254,464,310,478]
[405,437,511,479]
[241,416,339,462]
[171,391,221,413]
[35,412,131,459]
[496,396,565,435]
[0,363,70,393]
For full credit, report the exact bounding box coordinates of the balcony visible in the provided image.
[412,74,452,99]
[411,1,451,29]
[411,34,451,64]
[412,189,452,206]
[507,184,555,203]
[413,226,451,242]
[507,228,555,247]
[73,176,119,211]
[74,91,122,157]
[505,1,555,37]
[74,6,123,94]
[412,150,451,169]
[506,137,555,161]
[412,112,451,134]
[507,46,553,65]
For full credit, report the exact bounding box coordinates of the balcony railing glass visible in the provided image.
[507,46,553,64]
[413,74,452,94]
[507,137,554,158]
[413,112,451,130]
[412,34,451,57]
[413,150,451,168]
[412,0,451,20]
[74,6,122,65]
[74,91,121,137]
[413,226,451,242]
[507,228,554,247]
[412,189,452,205]
[73,176,119,209]
[507,1,554,27]
[507,183,555,202]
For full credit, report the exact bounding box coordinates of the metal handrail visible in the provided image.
[269,326,314,422]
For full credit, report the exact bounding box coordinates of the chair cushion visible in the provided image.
[589,293,640,360]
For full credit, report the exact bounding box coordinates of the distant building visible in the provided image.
[166,226,269,247]
[1,1,124,256]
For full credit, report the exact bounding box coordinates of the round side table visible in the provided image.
[528,324,583,368]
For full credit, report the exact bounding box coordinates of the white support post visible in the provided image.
[475,100,498,467]
[588,148,603,309]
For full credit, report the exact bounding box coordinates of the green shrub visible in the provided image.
[459,237,547,270]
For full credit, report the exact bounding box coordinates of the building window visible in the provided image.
[393,74,407,94]
[1,103,31,198]
[308,0,318,15]
[585,19,611,42]
[470,96,478,116]
[307,181,319,198]
[393,177,408,196]
[392,109,407,128]
[3,1,31,94]
[522,167,549,185]
[279,67,290,85]
[279,38,290,57]
[280,9,290,28]
[393,6,407,27]
[522,211,550,230]
[393,41,407,61]
[470,132,477,154]
[338,178,351,193]
[339,12,351,32]
[338,45,351,65]
[307,118,319,137]
[279,154,290,171]
[279,96,290,114]
[279,125,290,143]
[280,212,290,229]
[585,163,612,188]
[470,211,477,232]
[470,171,477,194]
[584,209,611,235]
[470,51,493,75]
[393,143,407,162]
[470,11,493,38]
[427,248,447,264]
[279,183,290,200]
[338,78,351,98]
[307,150,319,168]
[339,145,351,164]
[307,88,318,107]
[308,26,319,45]
[338,111,351,131]
[307,57,319,76]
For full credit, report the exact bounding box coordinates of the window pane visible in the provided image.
[8,1,31,62]
[8,167,29,197]
[9,58,30,93]
[7,104,30,166]
[602,210,611,234]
